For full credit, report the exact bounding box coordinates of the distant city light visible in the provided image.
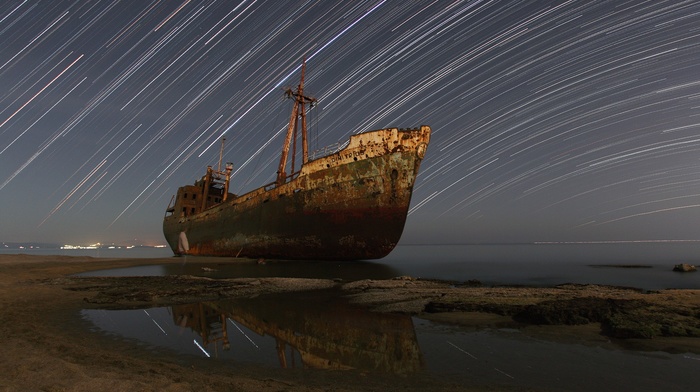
[58,243,167,250]
[61,244,98,250]
[3,242,168,250]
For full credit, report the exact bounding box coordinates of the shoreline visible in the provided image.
[2,254,699,391]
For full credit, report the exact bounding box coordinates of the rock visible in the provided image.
[673,263,697,272]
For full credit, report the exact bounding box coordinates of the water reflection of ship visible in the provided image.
[171,292,423,373]
[174,303,231,357]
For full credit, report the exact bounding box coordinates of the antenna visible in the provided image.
[218,137,226,172]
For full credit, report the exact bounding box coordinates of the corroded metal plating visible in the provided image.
[164,56,429,260]
[163,126,430,260]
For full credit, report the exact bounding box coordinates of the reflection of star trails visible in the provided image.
[193,339,211,358]
[446,341,477,359]
[143,309,167,335]
[228,318,259,349]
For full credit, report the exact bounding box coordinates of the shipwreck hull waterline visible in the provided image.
[163,126,430,260]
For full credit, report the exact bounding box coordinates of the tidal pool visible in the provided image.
[82,289,700,391]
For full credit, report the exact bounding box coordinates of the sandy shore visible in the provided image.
[1,254,699,391]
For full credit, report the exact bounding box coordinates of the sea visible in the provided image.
[10,242,700,290]
[8,243,700,390]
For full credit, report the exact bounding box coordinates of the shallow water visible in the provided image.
[74,242,700,390]
[75,243,700,290]
[82,289,700,391]
[0,246,173,259]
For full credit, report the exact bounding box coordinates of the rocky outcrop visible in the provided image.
[673,263,697,272]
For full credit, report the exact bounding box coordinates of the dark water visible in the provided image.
[385,243,700,290]
[0,246,173,258]
[75,243,700,290]
[56,242,700,390]
[81,290,700,391]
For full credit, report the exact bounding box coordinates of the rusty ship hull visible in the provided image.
[163,126,430,260]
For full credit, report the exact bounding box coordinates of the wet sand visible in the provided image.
[1,254,699,391]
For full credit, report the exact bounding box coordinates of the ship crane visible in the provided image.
[276,58,317,186]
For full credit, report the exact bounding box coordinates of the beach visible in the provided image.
[1,254,699,391]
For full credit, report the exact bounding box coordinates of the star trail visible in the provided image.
[1,0,700,245]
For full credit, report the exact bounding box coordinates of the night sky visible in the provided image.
[2,1,700,246]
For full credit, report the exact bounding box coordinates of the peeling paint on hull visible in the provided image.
[163,126,430,260]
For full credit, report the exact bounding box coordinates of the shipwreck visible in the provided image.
[163,60,431,260]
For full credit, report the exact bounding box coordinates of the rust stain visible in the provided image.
[164,126,430,260]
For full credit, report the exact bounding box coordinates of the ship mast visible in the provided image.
[276,58,316,186]
[218,137,226,172]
